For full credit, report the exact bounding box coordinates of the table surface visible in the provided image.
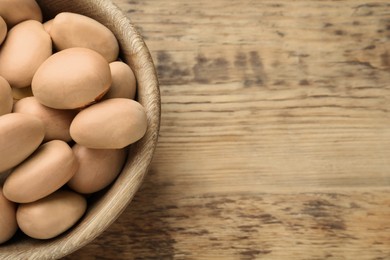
[66,1,390,259]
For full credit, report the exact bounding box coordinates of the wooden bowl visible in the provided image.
[0,0,160,259]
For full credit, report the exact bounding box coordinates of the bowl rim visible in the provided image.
[0,0,161,259]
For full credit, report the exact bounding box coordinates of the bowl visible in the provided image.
[0,0,160,259]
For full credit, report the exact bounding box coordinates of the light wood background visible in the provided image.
[66,0,390,259]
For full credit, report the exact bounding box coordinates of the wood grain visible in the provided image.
[67,0,390,259]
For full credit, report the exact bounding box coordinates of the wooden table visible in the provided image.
[67,1,390,259]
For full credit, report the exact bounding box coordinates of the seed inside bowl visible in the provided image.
[0,0,147,243]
